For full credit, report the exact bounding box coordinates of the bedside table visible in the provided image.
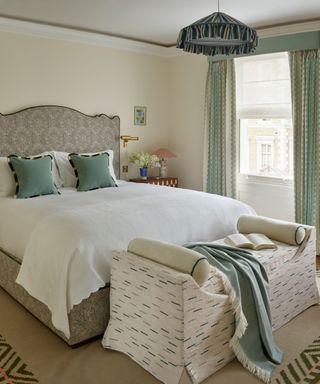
[130,177,178,188]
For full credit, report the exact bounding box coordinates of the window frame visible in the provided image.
[235,52,293,187]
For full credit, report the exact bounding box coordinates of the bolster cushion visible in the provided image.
[127,238,211,287]
[237,215,306,245]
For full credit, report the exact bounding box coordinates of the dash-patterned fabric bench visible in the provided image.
[102,228,319,384]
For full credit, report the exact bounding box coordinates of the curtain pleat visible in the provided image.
[289,49,320,250]
[205,60,236,198]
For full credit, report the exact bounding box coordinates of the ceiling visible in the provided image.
[0,0,319,46]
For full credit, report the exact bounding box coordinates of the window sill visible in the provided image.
[238,174,293,187]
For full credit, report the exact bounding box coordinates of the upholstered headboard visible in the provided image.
[0,105,120,178]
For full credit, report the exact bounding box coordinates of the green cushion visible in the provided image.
[68,152,116,192]
[8,155,60,199]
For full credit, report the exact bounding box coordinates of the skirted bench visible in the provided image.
[102,220,319,384]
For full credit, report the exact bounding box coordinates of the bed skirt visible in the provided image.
[0,249,110,346]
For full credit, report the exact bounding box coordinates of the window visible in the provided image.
[236,53,293,179]
[257,139,273,173]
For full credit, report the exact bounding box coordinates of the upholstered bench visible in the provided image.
[102,226,319,384]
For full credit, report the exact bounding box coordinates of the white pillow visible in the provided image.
[39,151,63,188]
[0,152,61,197]
[0,157,15,197]
[53,150,117,188]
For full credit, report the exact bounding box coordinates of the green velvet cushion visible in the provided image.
[8,155,60,199]
[68,152,116,192]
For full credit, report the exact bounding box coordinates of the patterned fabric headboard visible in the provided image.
[0,105,120,178]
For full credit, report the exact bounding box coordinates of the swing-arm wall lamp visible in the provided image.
[120,135,139,148]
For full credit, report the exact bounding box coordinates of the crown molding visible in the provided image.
[0,16,318,58]
[0,16,176,57]
[257,19,320,38]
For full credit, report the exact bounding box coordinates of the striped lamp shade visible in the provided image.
[176,12,258,57]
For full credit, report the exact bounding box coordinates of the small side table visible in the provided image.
[130,177,178,188]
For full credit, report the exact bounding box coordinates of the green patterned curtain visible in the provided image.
[205,60,237,197]
[289,49,320,250]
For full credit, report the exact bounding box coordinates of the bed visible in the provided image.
[0,105,254,346]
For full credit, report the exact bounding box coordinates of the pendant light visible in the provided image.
[176,0,258,57]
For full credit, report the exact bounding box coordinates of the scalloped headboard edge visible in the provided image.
[0,105,120,179]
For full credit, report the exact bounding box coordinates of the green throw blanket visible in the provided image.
[185,243,283,383]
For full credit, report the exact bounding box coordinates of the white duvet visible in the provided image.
[0,181,254,337]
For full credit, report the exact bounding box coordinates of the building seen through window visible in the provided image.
[240,118,293,178]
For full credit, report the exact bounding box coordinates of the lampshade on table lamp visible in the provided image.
[153,148,176,178]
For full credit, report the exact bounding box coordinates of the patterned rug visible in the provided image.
[273,335,320,384]
[0,334,38,384]
[273,274,320,384]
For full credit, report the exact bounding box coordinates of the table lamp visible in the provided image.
[153,148,176,178]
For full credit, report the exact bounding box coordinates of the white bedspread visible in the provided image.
[0,181,254,337]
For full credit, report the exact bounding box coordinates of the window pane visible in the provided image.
[240,118,293,179]
[236,52,294,180]
[241,80,291,107]
[236,52,292,118]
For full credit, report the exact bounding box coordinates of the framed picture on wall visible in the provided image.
[134,106,147,126]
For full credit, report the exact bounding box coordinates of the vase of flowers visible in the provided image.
[139,167,148,179]
[129,152,159,180]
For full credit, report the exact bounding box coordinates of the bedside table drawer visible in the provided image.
[130,177,178,188]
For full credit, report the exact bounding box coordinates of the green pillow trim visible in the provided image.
[68,152,117,192]
[8,154,60,199]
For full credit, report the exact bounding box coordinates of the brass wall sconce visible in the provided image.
[120,135,139,148]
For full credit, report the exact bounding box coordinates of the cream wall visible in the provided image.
[0,31,169,179]
[168,54,207,190]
